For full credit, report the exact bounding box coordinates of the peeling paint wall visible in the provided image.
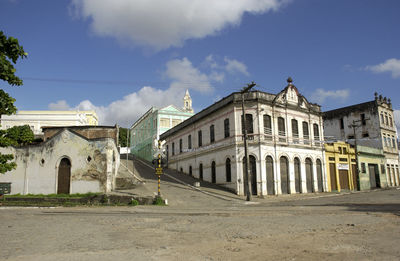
[0,128,119,195]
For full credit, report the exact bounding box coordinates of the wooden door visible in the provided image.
[57,158,71,194]
[305,158,313,193]
[351,164,358,190]
[329,163,337,191]
[280,157,289,194]
[339,169,349,190]
[266,156,274,195]
[294,158,301,193]
[368,164,377,188]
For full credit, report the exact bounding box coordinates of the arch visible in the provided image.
[316,159,323,192]
[280,156,289,194]
[305,157,313,193]
[294,157,301,193]
[225,158,232,182]
[211,161,216,183]
[57,157,71,194]
[243,155,257,195]
[266,156,275,195]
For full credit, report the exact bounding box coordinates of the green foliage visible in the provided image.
[119,127,128,147]
[0,89,17,115]
[129,198,139,206]
[0,32,27,174]
[153,196,165,206]
[0,31,27,86]
[5,125,34,146]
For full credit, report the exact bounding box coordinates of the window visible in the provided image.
[179,139,182,153]
[381,114,385,124]
[362,132,369,138]
[199,163,203,180]
[226,158,231,182]
[381,164,385,174]
[210,125,215,143]
[360,113,366,125]
[361,163,366,173]
[340,118,344,129]
[348,135,354,139]
[292,119,299,143]
[241,114,254,139]
[338,147,342,154]
[385,113,388,125]
[188,135,192,150]
[303,121,309,144]
[172,142,175,156]
[224,118,230,138]
[198,130,202,147]
[389,116,393,127]
[263,115,272,141]
[160,118,170,128]
[278,117,286,142]
[343,147,347,154]
[392,136,396,148]
[172,119,181,127]
[313,123,320,141]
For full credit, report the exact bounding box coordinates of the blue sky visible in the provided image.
[1,0,399,128]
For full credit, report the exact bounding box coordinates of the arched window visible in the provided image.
[225,158,231,182]
[242,114,254,140]
[278,117,286,142]
[210,125,215,143]
[224,119,230,138]
[292,119,299,144]
[303,122,309,145]
[263,115,272,141]
[313,123,320,144]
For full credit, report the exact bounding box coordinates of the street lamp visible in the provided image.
[241,81,256,201]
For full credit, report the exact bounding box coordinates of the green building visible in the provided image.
[130,90,194,162]
[357,145,388,190]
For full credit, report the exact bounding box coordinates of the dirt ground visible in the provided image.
[1,186,400,261]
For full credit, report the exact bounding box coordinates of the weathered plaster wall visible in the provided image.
[0,129,119,195]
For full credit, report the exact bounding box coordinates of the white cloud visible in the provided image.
[365,58,400,79]
[224,57,249,76]
[48,100,71,110]
[310,88,350,104]
[48,57,219,127]
[70,0,290,50]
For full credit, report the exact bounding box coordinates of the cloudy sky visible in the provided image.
[1,0,399,129]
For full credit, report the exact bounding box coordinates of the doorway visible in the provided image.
[57,158,71,194]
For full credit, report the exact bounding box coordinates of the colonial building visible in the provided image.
[160,78,327,196]
[0,110,98,137]
[323,93,399,187]
[130,90,195,162]
[0,126,119,195]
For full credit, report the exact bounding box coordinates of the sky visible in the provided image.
[1,0,400,129]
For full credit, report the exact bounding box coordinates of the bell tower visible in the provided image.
[183,90,194,113]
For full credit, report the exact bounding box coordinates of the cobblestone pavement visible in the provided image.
[1,158,400,261]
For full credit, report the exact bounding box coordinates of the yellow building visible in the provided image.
[325,141,357,192]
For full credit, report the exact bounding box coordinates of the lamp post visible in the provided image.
[241,82,256,201]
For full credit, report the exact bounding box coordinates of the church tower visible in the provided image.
[183,90,194,113]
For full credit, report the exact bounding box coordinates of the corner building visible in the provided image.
[161,79,327,196]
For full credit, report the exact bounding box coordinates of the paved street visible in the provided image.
[1,161,400,261]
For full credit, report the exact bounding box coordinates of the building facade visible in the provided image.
[0,126,119,195]
[357,145,387,190]
[0,110,98,137]
[323,93,399,187]
[161,79,327,196]
[130,91,194,162]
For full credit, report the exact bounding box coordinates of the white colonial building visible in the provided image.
[0,110,98,137]
[160,78,327,196]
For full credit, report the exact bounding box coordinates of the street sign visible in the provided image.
[155,167,163,175]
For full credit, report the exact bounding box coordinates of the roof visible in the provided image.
[323,100,376,119]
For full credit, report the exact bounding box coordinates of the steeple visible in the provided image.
[183,90,194,113]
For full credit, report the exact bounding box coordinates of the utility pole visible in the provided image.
[241,81,256,201]
[349,118,369,191]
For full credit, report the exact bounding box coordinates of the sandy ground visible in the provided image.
[1,159,400,260]
[1,188,400,261]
